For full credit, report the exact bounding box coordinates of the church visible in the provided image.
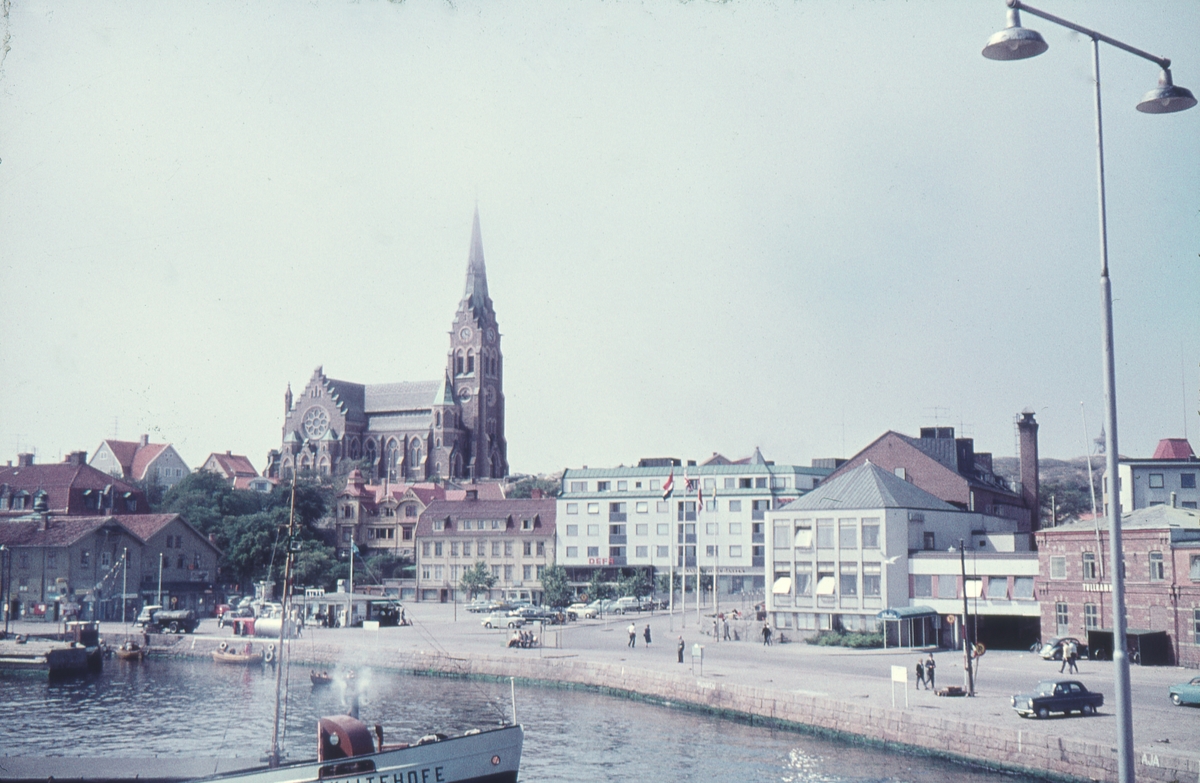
[266,211,508,483]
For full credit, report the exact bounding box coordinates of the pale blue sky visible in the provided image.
[1,0,1197,476]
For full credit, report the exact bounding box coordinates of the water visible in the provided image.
[0,658,1044,782]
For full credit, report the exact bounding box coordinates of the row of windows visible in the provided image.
[566,500,756,515]
[421,540,546,558]
[568,476,797,493]
[774,519,881,550]
[1147,472,1197,489]
[910,574,1034,600]
[773,563,883,598]
[429,518,536,531]
[565,544,745,559]
[421,563,544,581]
[1050,552,1173,581]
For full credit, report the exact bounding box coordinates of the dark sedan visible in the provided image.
[1011,680,1103,719]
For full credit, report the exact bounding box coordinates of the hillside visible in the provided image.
[994,455,1104,524]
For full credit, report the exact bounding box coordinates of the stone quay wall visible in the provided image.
[164,636,1198,783]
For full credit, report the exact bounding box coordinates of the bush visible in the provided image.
[805,630,884,649]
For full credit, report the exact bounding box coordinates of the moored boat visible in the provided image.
[114,641,145,661]
[212,642,264,665]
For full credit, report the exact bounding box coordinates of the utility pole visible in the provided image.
[960,539,975,696]
[121,548,128,625]
[157,552,164,607]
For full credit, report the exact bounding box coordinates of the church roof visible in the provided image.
[364,380,442,413]
[780,461,960,512]
[461,208,491,318]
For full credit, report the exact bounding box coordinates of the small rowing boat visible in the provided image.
[212,642,264,665]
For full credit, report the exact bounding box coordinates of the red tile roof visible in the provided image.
[1152,438,1195,460]
[204,452,259,479]
[0,515,123,547]
[130,443,169,481]
[0,462,145,516]
[415,498,556,537]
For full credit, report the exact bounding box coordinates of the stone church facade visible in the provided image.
[266,211,508,483]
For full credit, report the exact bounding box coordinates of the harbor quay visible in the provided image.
[8,604,1198,783]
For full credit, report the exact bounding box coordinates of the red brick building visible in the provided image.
[1036,505,1200,667]
[0,452,149,517]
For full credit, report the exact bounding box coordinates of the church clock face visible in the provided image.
[459,327,473,341]
[459,388,472,403]
[302,406,329,439]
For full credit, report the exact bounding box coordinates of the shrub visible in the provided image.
[805,630,884,648]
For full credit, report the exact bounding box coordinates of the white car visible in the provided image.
[481,613,525,629]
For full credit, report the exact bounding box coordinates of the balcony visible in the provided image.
[751,556,764,568]
[751,510,765,521]
[751,532,764,544]
[608,534,627,545]
[608,512,627,522]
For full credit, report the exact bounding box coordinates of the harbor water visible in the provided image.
[0,657,1047,782]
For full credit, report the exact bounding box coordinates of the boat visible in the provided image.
[212,642,264,665]
[192,715,522,783]
[114,641,145,661]
[309,670,333,687]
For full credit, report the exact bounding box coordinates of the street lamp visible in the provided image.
[0,544,9,636]
[982,4,1195,782]
[954,539,975,696]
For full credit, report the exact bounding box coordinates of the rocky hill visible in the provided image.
[994,455,1104,525]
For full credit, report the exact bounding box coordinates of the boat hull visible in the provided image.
[212,651,263,665]
[194,724,523,783]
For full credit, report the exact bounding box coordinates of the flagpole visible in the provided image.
[663,468,676,631]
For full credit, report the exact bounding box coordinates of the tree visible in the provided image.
[506,476,561,498]
[539,565,572,607]
[587,569,614,602]
[460,561,497,599]
[617,567,653,598]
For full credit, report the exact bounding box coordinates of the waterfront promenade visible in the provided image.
[9,605,1199,782]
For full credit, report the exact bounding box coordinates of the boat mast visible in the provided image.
[269,478,298,767]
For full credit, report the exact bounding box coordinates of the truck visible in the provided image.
[135,605,199,634]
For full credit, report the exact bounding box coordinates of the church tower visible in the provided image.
[447,209,508,480]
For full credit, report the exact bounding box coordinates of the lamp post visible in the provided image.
[1,544,8,636]
[982,4,1195,781]
[958,539,975,696]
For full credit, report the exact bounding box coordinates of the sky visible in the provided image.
[1,0,1197,478]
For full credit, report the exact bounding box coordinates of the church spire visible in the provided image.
[461,207,491,318]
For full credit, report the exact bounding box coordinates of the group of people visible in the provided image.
[508,629,538,648]
[914,654,938,690]
[1059,639,1080,673]
[627,622,651,648]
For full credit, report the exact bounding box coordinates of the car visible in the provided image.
[465,600,492,613]
[1011,679,1103,718]
[1168,676,1200,706]
[481,613,525,629]
[1037,637,1088,661]
[612,597,645,614]
[218,606,255,629]
[507,606,543,618]
[567,602,597,620]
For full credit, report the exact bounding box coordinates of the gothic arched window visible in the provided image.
[455,351,464,376]
[364,439,377,467]
[348,438,361,460]
[410,440,422,470]
[387,439,401,481]
[466,350,474,374]
[435,411,441,427]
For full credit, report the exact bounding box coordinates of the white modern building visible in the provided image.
[767,461,1038,647]
[1104,438,1199,513]
[556,452,833,598]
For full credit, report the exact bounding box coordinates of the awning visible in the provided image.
[876,605,938,621]
[771,577,792,595]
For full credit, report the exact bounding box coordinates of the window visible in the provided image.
[861,520,880,549]
[922,532,935,551]
[729,522,742,535]
[650,479,660,491]
[450,542,459,557]
[839,520,857,549]
[657,523,669,535]
[770,477,788,489]
[566,503,579,515]
[597,481,611,492]
[1191,555,1200,581]
[587,503,599,514]
[421,542,431,557]
[937,575,958,599]
[1050,556,1067,579]
[963,578,982,598]
[705,545,716,557]
[729,545,742,557]
[537,565,545,578]
[566,525,578,536]
[492,542,501,557]
[462,542,471,557]
[656,545,669,558]
[1149,551,1164,581]
[47,553,57,568]
[724,478,736,489]
[986,578,1008,599]
[755,477,767,488]
[815,564,836,595]
[433,520,445,532]
[1056,602,1069,637]
[1149,473,1164,488]
[587,524,600,536]
[636,502,648,513]
[636,524,648,536]
[635,546,648,557]
[794,523,813,549]
[569,481,587,492]
[434,542,443,556]
[913,575,932,597]
[795,564,813,596]
[1082,552,1097,580]
[100,551,111,568]
[1182,473,1197,489]
[523,565,533,579]
[586,546,599,557]
[504,565,512,580]
[617,480,628,491]
[523,541,532,556]
[657,501,669,513]
[176,555,185,569]
[774,523,790,550]
[1195,608,1200,646]
[537,542,545,556]
[491,565,501,577]
[504,541,513,557]
[522,518,533,530]
[609,524,625,537]
[1084,603,1099,629]
[421,565,431,579]
[434,565,444,580]
[816,520,834,548]
[728,500,742,512]
[566,546,578,558]
[839,563,857,596]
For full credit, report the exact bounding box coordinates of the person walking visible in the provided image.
[915,658,926,690]
[627,622,637,648]
[643,624,652,647]
[677,636,685,663]
[925,654,936,690]
[722,617,730,641]
[762,621,772,646]
[1065,641,1079,674]
[1059,641,1074,673]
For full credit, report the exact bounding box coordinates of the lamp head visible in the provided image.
[1136,68,1197,114]
[982,7,1048,61]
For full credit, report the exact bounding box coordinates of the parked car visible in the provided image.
[465,600,492,613]
[611,596,647,614]
[1037,637,1088,661]
[567,602,597,620]
[219,606,255,629]
[1011,680,1103,718]
[481,613,525,629]
[1168,676,1200,706]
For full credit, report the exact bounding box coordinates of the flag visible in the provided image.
[662,469,674,500]
[697,484,704,514]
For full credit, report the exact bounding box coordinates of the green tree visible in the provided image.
[506,476,561,498]
[460,561,497,599]
[617,567,653,598]
[539,565,572,607]
[587,570,614,602]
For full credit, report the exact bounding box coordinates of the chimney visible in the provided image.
[64,451,88,466]
[1171,492,1177,508]
[226,450,232,456]
[1017,411,1040,532]
[139,434,150,447]
[17,453,34,467]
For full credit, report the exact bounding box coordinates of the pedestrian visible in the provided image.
[722,618,730,641]
[915,658,926,689]
[925,654,936,690]
[1059,641,1074,673]
[643,624,652,646]
[713,616,720,639]
[1065,641,1079,674]
[762,621,772,646]
[677,636,685,663]
[627,622,637,648]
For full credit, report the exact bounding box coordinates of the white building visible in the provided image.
[1104,438,1199,513]
[767,461,1037,647]
[556,452,832,598]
